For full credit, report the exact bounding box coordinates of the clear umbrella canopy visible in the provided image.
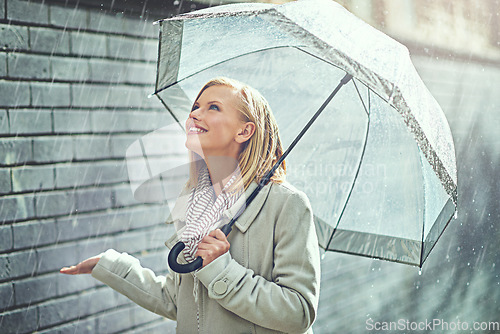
[142,0,457,267]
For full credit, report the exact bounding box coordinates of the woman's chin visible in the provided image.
[185,142,204,158]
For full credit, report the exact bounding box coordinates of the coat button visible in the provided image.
[213,280,228,295]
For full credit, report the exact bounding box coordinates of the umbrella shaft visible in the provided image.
[225,73,353,230]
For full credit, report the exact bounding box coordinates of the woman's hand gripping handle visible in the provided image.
[167,223,232,274]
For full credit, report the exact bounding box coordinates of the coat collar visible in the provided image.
[221,181,273,233]
[165,181,273,234]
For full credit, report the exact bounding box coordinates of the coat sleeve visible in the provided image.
[91,249,178,320]
[196,190,321,333]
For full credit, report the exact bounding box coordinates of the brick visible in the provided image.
[89,58,155,84]
[0,306,38,334]
[76,187,112,212]
[50,56,90,82]
[11,165,54,192]
[0,138,32,165]
[35,191,76,218]
[38,294,80,328]
[7,0,49,24]
[0,23,29,51]
[49,4,89,30]
[36,243,78,274]
[33,136,73,163]
[0,109,8,134]
[0,168,11,195]
[131,319,177,333]
[0,80,30,107]
[92,111,172,134]
[14,273,57,305]
[108,35,158,62]
[56,215,93,242]
[13,219,57,249]
[56,209,136,242]
[113,230,147,254]
[0,282,14,310]
[146,224,171,246]
[31,82,71,107]
[133,19,158,39]
[53,109,92,133]
[90,111,134,133]
[112,184,139,207]
[77,237,114,261]
[9,109,52,135]
[109,85,160,109]
[7,53,50,79]
[96,307,133,333]
[0,53,6,76]
[113,289,133,307]
[125,61,157,84]
[0,194,36,223]
[70,32,107,57]
[128,206,171,230]
[110,134,143,158]
[0,0,4,18]
[29,27,70,54]
[79,287,117,317]
[70,83,112,108]
[0,224,12,251]
[57,271,96,296]
[88,58,128,83]
[89,11,156,38]
[0,249,37,281]
[72,135,111,160]
[88,11,124,34]
[44,317,96,334]
[55,161,128,188]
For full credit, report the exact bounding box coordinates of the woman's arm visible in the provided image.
[71,250,179,320]
[196,191,321,333]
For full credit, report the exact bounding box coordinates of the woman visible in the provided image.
[61,77,321,333]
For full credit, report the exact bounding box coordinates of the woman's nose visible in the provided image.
[190,108,202,120]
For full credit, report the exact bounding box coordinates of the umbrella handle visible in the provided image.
[168,223,233,274]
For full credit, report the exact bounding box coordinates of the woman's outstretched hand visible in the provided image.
[60,255,101,275]
[196,229,230,267]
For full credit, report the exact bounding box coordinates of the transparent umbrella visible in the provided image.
[143,0,457,270]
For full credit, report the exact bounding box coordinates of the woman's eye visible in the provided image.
[209,104,220,111]
[191,105,199,112]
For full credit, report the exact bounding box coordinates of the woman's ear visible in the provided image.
[235,122,256,144]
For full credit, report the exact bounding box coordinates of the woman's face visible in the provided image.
[185,85,250,159]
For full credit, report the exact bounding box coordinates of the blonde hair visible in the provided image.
[188,77,286,190]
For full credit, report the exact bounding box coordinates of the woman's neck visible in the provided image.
[204,156,240,197]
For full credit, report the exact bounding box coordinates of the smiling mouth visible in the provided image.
[188,126,207,134]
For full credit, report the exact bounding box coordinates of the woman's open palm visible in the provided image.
[60,255,101,275]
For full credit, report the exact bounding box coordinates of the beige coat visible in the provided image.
[91,181,321,333]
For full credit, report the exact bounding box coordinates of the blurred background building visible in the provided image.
[1,0,499,333]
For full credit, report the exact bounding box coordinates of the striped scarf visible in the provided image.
[182,166,242,262]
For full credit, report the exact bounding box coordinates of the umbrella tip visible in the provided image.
[148,93,155,99]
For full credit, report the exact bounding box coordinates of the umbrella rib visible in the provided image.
[352,80,369,116]
[325,89,371,251]
[156,93,186,132]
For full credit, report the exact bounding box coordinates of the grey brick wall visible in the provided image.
[0,0,177,332]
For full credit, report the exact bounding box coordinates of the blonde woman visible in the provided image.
[61,77,321,333]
